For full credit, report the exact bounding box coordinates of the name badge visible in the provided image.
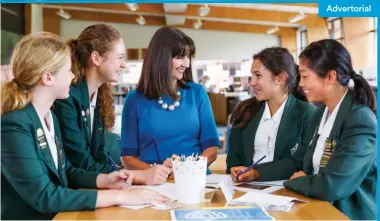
[37,128,47,149]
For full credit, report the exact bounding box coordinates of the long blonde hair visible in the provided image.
[67,24,121,130]
[1,32,70,116]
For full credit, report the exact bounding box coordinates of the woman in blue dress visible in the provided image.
[121,26,220,179]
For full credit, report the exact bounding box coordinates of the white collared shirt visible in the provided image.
[312,89,348,174]
[38,110,58,169]
[90,89,98,135]
[253,97,288,164]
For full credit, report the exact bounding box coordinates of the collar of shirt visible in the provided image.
[38,110,55,139]
[262,96,288,124]
[38,110,58,169]
[90,89,98,135]
[90,89,98,109]
[317,89,348,135]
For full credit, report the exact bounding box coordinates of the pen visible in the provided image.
[106,154,131,187]
[236,155,266,180]
[152,137,161,163]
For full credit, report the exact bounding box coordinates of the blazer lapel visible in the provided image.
[78,78,92,146]
[328,91,353,140]
[274,94,297,160]
[91,104,104,157]
[302,107,326,174]
[53,116,69,187]
[25,104,61,182]
[243,102,265,165]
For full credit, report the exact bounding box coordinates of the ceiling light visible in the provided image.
[136,15,146,25]
[126,3,139,12]
[289,12,307,23]
[198,4,210,17]
[56,9,71,19]
[266,26,279,34]
[193,19,202,29]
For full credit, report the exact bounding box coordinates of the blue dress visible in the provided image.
[120,82,220,165]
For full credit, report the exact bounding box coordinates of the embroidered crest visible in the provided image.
[290,143,299,156]
[320,138,337,168]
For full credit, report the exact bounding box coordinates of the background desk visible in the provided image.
[54,174,348,220]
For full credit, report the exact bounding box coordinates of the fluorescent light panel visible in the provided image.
[289,12,307,23]
[136,15,146,25]
[266,26,279,34]
[126,3,139,12]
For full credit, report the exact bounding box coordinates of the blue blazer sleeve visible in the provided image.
[120,91,139,157]
[197,85,220,150]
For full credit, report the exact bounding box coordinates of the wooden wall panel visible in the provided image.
[280,29,297,58]
[24,4,31,34]
[342,18,372,69]
[305,17,329,43]
[42,8,61,36]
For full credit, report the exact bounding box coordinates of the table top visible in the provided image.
[54,182,348,220]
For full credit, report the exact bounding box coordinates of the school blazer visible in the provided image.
[1,103,98,220]
[53,78,114,173]
[226,94,315,181]
[283,91,377,220]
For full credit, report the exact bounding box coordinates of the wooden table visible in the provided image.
[54,183,348,220]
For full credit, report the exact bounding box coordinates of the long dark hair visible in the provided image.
[300,39,376,113]
[230,47,305,128]
[136,26,195,100]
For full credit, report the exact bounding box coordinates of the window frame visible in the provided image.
[327,18,344,44]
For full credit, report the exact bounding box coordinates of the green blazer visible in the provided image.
[1,103,98,220]
[284,91,377,220]
[226,94,315,181]
[53,78,115,173]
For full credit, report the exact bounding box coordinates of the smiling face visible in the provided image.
[96,38,126,83]
[250,59,283,101]
[171,55,190,81]
[298,58,329,103]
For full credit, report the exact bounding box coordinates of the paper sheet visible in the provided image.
[143,183,215,200]
[144,183,178,200]
[266,202,295,212]
[119,204,152,210]
[151,199,211,211]
[226,201,295,212]
[232,191,307,206]
[206,174,231,184]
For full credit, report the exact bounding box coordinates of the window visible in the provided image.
[327,18,344,44]
[221,62,241,76]
[369,17,377,66]
[300,30,308,51]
